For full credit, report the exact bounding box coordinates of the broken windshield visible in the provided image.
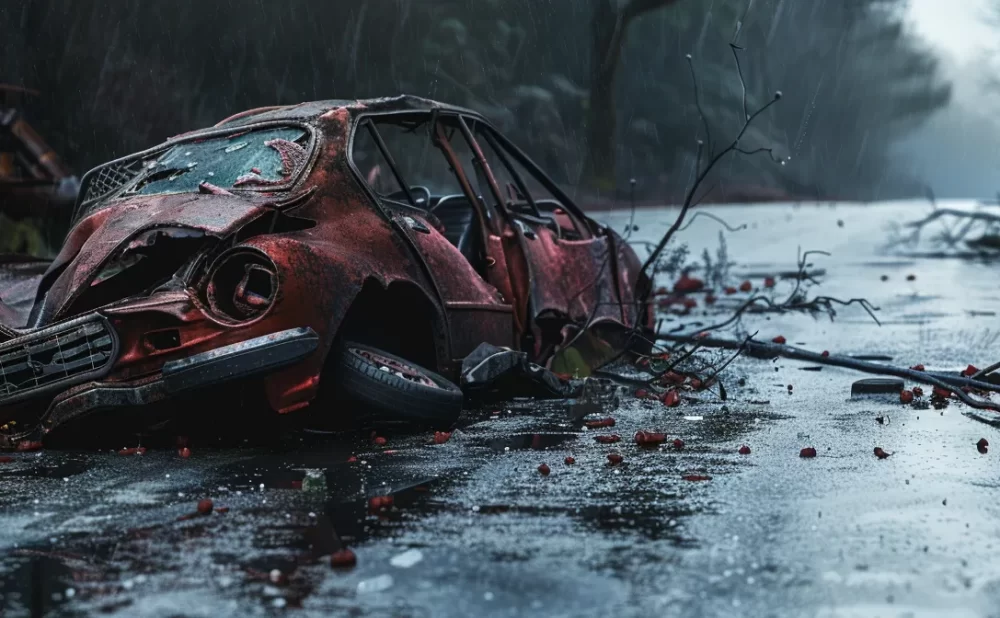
[126,126,309,196]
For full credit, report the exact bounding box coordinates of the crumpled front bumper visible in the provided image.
[0,317,319,443]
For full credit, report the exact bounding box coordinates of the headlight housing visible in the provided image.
[205,249,278,322]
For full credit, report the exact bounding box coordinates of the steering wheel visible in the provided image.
[388,186,431,207]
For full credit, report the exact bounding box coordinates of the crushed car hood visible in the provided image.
[28,192,281,327]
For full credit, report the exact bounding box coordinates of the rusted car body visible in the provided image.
[0,96,651,447]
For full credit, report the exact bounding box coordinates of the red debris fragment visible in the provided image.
[584,418,616,429]
[594,434,621,444]
[215,506,230,514]
[433,431,452,444]
[912,386,924,397]
[606,453,623,465]
[347,456,357,463]
[117,447,147,456]
[178,447,191,458]
[772,335,787,345]
[682,474,713,482]
[373,436,387,447]
[688,378,703,391]
[739,280,753,292]
[932,386,952,399]
[197,499,214,515]
[911,364,925,371]
[330,548,357,569]
[899,390,914,404]
[564,457,576,465]
[738,445,751,455]
[369,495,394,512]
[0,456,13,463]
[15,441,42,452]
[800,447,817,458]
[977,438,989,454]
[764,277,776,288]
[673,273,705,294]
[634,388,649,399]
[660,371,686,385]
[662,390,681,408]
[634,431,667,447]
[724,286,738,295]
[873,447,891,459]
[963,364,980,377]
[673,438,685,450]
[705,294,717,305]
[821,350,830,357]
[538,463,551,476]
[681,297,698,310]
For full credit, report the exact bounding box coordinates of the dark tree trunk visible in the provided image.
[582,0,681,192]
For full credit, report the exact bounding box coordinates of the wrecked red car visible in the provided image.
[0,95,650,447]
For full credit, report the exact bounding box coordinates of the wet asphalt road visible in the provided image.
[3,201,1000,617]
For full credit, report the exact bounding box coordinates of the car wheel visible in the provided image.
[335,342,463,424]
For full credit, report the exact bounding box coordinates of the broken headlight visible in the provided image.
[205,249,278,322]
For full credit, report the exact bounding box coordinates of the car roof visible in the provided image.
[211,95,483,130]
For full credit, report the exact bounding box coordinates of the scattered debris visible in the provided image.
[900,390,914,404]
[433,431,452,445]
[594,434,621,444]
[800,447,817,458]
[682,474,712,482]
[606,453,623,466]
[662,390,681,407]
[772,335,787,345]
[564,457,576,465]
[178,447,191,458]
[738,445,751,455]
[634,431,666,447]
[583,418,616,429]
[537,463,551,476]
[197,499,214,515]
[672,438,685,450]
[873,447,891,459]
[330,549,357,569]
[977,438,989,454]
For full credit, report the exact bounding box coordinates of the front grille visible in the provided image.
[0,316,117,406]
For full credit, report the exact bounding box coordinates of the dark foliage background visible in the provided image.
[1,0,950,251]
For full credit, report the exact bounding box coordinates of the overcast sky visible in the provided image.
[901,0,1000,199]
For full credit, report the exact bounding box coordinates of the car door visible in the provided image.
[351,112,516,363]
[468,122,635,354]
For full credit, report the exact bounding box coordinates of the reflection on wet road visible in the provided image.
[3,201,1000,617]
